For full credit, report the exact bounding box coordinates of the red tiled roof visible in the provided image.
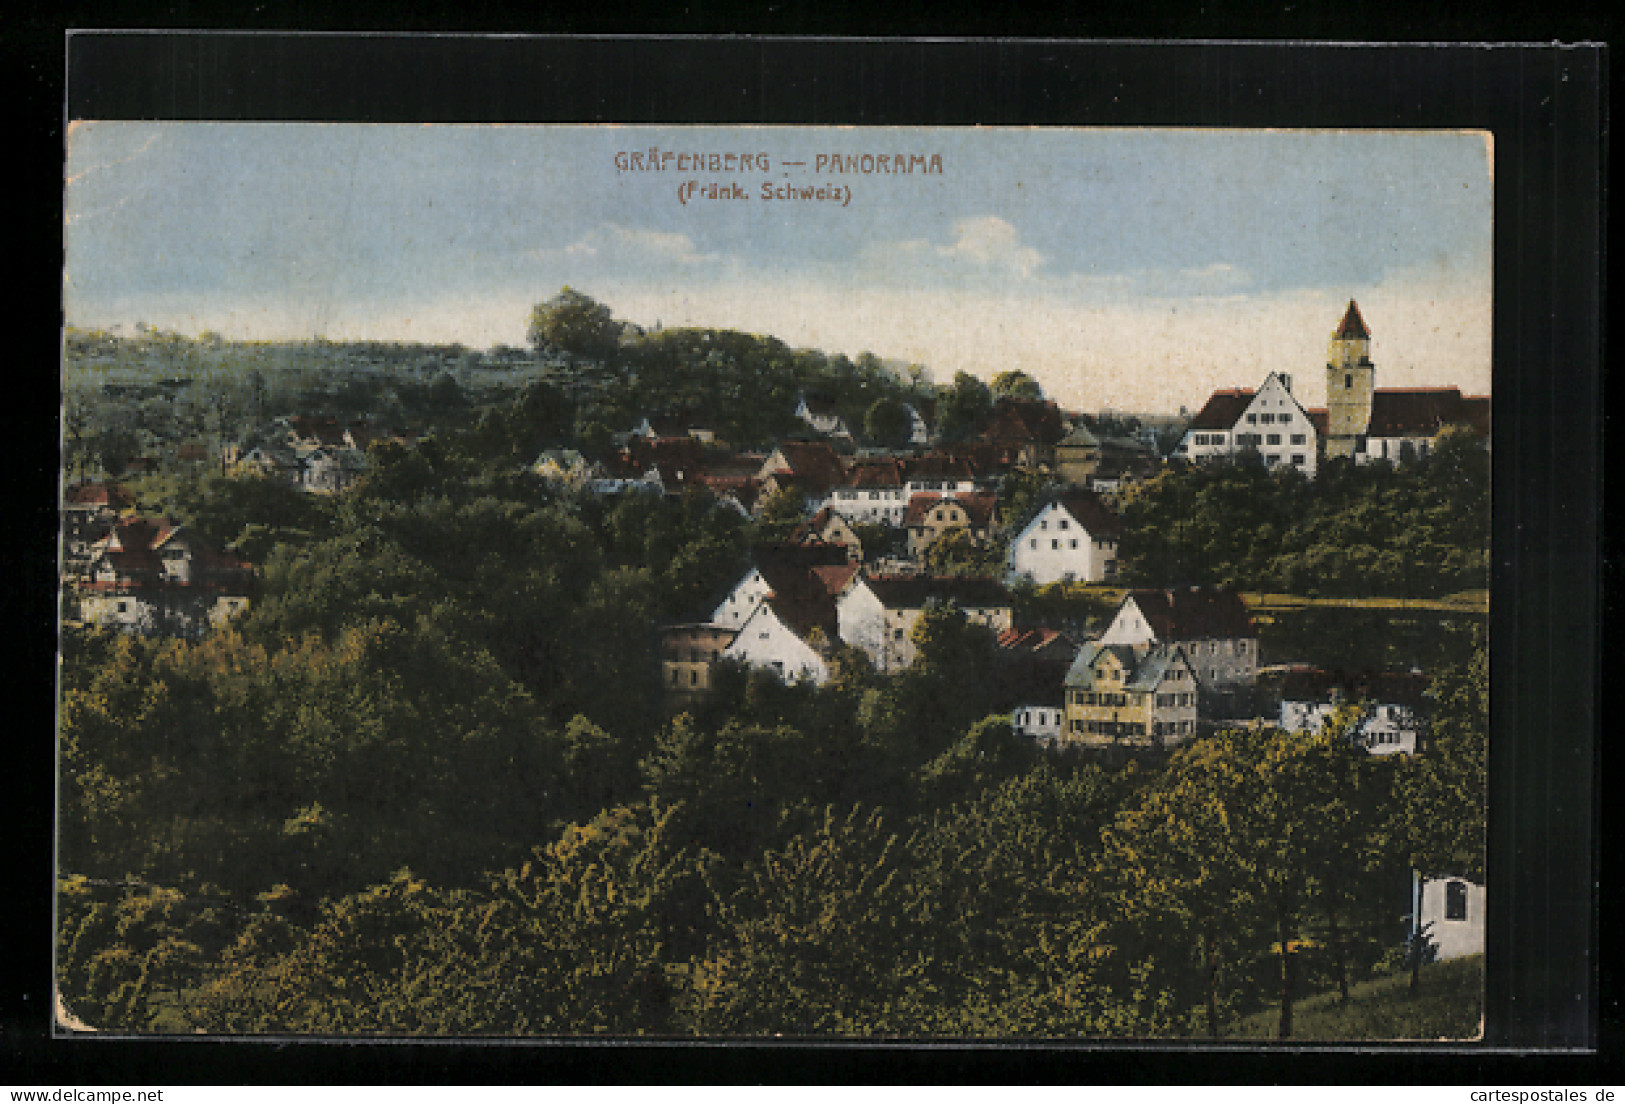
[772,440,846,493]
[902,491,998,531]
[64,482,131,510]
[844,458,904,488]
[1334,300,1371,340]
[1053,488,1123,539]
[1190,389,1255,430]
[810,563,861,597]
[1366,388,1469,439]
[1306,408,1330,436]
[902,454,979,482]
[1127,586,1254,641]
[984,398,1064,445]
[997,627,1073,654]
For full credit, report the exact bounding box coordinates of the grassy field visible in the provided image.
[1243,591,1489,615]
[1226,955,1484,1041]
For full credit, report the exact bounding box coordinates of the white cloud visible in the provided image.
[937,216,1045,278]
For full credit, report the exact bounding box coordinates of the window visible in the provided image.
[1260,413,1273,424]
[1246,413,1257,424]
[1040,519,1048,529]
[1059,519,1069,530]
[1266,433,1281,446]
[1030,539,1038,549]
[1345,372,1353,387]
[1291,433,1306,445]
[1291,454,1305,466]
[1051,539,1059,550]
[893,628,904,641]
[690,670,699,686]
[1445,881,1468,921]
[1069,539,1078,549]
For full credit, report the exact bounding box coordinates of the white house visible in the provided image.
[721,598,831,686]
[1012,704,1064,746]
[795,396,853,441]
[1174,370,1321,477]
[1099,586,1258,691]
[836,575,1013,673]
[1416,875,1486,961]
[821,458,908,526]
[1354,701,1423,756]
[1006,490,1123,584]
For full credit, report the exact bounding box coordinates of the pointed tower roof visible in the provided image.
[1334,300,1371,340]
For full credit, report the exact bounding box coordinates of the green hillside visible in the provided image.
[1227,955,1483,1041]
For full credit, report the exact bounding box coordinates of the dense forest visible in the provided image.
[1116,429,1490,599]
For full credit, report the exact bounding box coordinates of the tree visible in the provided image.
[936,372,993,444]
[863,397,913,448]
[990,370,1044,401]
[527,287,622,364]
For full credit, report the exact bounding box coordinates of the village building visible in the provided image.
[1061,641,1199,748]
[1173,370,1320,476]
[1054,423,1102,485]
[791,507,865,563]
[658,622,740,711]
[1274,666,1429,755]
[710,543,853,632]
[75,517,254,638]
[835,574,1013,673]
[757,440,848,507]
[62,481,133,575]
[1012,704,1064,746]
[1005,489,1123,584]
[718,563,856,688]
[822,458,908,526]
[1098,586,1259,692]
[794,395,854,442]
[902,491,1000,559]
[904,400,934,446]
[1321,300,1489,463]
[1415,875,1486,961]
[532,448,595,485]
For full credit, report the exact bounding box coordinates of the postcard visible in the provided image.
[58,122,1492,1040]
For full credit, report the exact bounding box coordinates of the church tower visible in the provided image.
[1324,300,1375,458]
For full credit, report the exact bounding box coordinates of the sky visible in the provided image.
[63,123,1493,414]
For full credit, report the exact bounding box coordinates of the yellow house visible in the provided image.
[1062,641,1198,748]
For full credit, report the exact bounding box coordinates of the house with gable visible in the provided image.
[794,395,854,442]
[1173,370,1320,477]
[1006,489,1123,584]
[757,440,848,510]
[1061,641,1198,749]
[710,543,852,632]
[835,574,1013,673]
[822,458,908,526]
[791,506,865,563]
[76,516,254,637]
[717,560,856,688]
[62,481,133,575]
[1098,586,1259,693]
[902,491,999,559]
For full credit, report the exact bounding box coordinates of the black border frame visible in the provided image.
[14,32,1608,1083]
